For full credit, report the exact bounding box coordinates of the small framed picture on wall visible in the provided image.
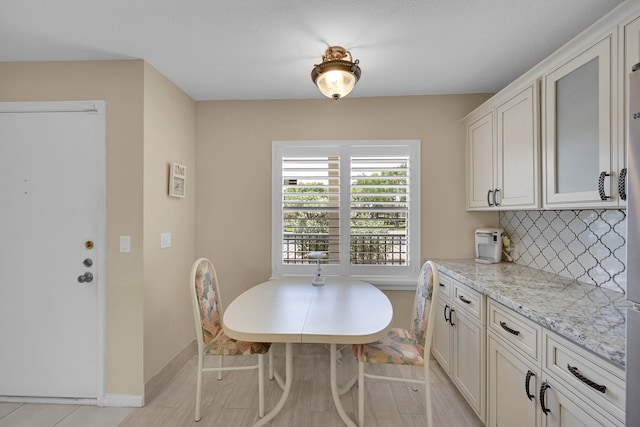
[169,162,186,198]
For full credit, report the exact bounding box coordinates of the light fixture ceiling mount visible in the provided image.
[311,46,361,100]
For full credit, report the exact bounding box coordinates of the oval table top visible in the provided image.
[223,276,393,345]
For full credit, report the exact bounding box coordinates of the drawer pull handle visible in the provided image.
[540,382,551,414]
[525,370,535,401]
[567,364,607,393]
[459,295,472,304]
[444,304,450,323]
[499,321,520,336]
[439,282,445,287]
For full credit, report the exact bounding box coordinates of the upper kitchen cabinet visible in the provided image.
[464,81,540,211]
[542,33,623,209]
[465,108,495,209]
[619,15,640,205]
[462,2,640,211]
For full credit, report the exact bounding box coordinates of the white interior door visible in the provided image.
[0,101,105,400]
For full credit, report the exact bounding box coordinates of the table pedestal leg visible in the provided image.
[330,343,357,427]
[253,342,293,427]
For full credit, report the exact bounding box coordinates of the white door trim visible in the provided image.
[0,100,107,405]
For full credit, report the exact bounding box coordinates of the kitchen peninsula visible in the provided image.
[434,259,628,426]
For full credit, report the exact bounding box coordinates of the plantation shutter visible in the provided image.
[350,155,410,265]
[281,155,340,264]
[273,140,420,286]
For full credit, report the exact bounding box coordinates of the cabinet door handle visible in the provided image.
[493,188,500,206]
[619,168,627,201]
[499,321,520,336]
[540,382,551,415]
[449,308,456,326]
[598,171,611,200]
[487,189,494,207]
[444,304,450,323]
[525,370,535,401]
[459,295,472,304]
[567,364,607,393]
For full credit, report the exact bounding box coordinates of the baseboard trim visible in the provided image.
[0,396,97,405]
[144,339,196,403]
[103,393,144,408]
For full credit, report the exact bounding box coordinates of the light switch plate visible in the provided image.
[161,232,171,249]
[120,236,131,253]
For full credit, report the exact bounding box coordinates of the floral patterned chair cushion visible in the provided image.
[194,259,270,356]
[355,327,425,366]
[354,261,434,366]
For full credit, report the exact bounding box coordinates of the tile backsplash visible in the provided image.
[499,210,626,294]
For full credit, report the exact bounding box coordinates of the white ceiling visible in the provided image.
[0,0,625,101]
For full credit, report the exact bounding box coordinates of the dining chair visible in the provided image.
[189,257,272,422]
[353,260,440,427]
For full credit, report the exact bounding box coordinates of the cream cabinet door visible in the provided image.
[466,110,495,208]
[431,296,453,376]
[620,15,640,207]
[543,34,619,208]
[488,333,540,427]
[496,82,540,209]
[452,309,486,422]
[540,377,620,427]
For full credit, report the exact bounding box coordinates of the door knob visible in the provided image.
[77,272,94,283]
[83,258,93,267]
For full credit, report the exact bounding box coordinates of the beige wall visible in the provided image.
[142,63,196,382]
[0,60,497,397]
[195,96,498,327]
[0,60,146,395]
[0,60,199,398]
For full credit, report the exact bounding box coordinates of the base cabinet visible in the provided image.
[488,333,541,427]
[452,309,485,417]
[487,300,625,427]
[432,292,453,376]
[539,376,619,427]
[431,273,485,422]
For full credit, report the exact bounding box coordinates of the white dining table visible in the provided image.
[223,276,393,427]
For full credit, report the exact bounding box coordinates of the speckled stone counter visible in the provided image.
[435,259,630,368]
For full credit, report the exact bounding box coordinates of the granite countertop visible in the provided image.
[435,259,630,368]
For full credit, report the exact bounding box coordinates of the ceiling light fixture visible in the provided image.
[311,46,361,100]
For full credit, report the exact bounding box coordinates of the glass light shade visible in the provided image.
[316,69,357,100]
[311,46,361,100]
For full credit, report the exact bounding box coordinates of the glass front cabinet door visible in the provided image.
[543,33,623,208]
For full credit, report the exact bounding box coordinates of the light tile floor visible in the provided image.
[0,403,132,427]
[0,344,483,427]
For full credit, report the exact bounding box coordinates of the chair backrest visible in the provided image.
[408,261,440,356]
[190,258,224,350]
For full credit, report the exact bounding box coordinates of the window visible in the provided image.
[272,140,421,287]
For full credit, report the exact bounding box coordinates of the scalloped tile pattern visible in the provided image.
[499,210,626,294]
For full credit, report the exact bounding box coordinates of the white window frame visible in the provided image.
[271,140,421,288]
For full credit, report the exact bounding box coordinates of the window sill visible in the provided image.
[270,273,417,290]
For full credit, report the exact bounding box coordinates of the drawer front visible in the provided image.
[437,273,454,301]
[544,331,625,421]
[452,281,484,323]
[488,300,541,362]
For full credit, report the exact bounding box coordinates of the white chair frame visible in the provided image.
[189,258,272,422]
[356,260,441,427]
